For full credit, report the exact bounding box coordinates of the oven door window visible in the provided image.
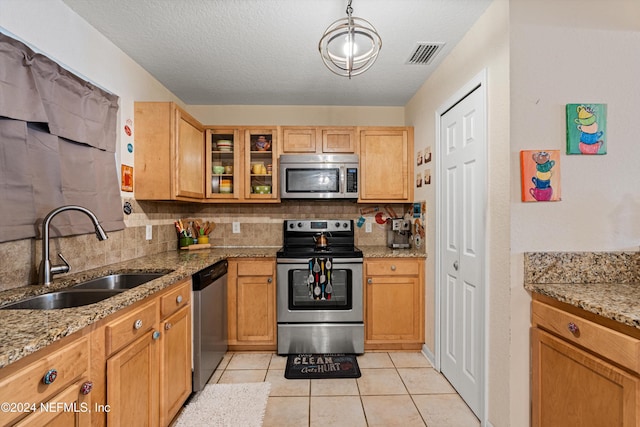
[285,168,340,193]
[288,268,352,310]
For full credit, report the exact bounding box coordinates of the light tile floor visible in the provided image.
[207,351,480,427]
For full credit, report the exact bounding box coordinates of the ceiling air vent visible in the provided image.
[406,42,444,65]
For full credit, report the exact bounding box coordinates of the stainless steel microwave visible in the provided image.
[279,154,359,199]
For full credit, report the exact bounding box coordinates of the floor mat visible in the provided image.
[174,382,271,427]
[284,353,361,379]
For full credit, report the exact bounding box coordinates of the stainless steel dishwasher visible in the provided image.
[192,259,228,392]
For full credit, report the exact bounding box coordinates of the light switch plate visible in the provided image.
[232,222,240,233]
[365,221,372,233]
[145,224,152,240]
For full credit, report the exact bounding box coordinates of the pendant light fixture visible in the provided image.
[318,0,382,78]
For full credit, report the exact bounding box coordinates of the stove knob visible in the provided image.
[297,222,303,228]
[289,223,295,229]
[343,222,349,228]
[335,222,340,228]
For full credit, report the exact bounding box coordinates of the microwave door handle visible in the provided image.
[339,166,345,194]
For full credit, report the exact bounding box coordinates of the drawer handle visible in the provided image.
[567,322,579,335]
[267,277,272,284]
[391,265,396,271]
[153,330,161,340]
[165,322,172,331]
[80,381,93,395]
[134,319,143,330]
[43,369,58,385]
[176,295,183,304]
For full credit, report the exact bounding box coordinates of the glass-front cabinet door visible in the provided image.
[244,128,278,200]
[206,128,241,199]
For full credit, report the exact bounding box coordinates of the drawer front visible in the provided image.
[532,300,640,373]
[106,300,157,356]
[0,337,89,426]
[161,279,191,319]
[365,259,420,276]
[237,260,274,276]
[14,377,92,427]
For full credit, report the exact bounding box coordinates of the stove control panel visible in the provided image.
[286,219,352,232]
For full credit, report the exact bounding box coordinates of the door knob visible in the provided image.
[453,261,459,271]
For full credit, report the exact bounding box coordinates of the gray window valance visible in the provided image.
[0,32,124,242]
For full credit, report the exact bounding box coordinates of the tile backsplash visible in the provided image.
[0,199,417,291]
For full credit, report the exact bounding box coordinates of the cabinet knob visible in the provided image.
[165,322,172,331]
[367,278,373,284]
[391,265,396,271]
[567,322,579,335]
[267,277,272,284]
[43,369,58,385]
[80,381,93,395]
[153,330,161,340]
[134,319,143,330]
[176,295,183,304]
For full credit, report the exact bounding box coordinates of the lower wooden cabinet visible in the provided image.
[0,278,193,427]
[0,334,92,427]
[160,304,192,426]
[531,295,640,426]
[227,258,276,350]
[364,258,425,350]
[106,326,160,427]
[92,277,192,427]
[14,378,92,427]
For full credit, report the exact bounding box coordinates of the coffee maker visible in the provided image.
[386,218,412,249]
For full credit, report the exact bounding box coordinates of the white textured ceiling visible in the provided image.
[62,0,492,106]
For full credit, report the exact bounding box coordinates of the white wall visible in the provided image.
[511,0,640,252]
[187,105,405,126]
[0,0,183,195]
[407,1,640,426]
[509,2,640,425]
[0,0,405,196]
[405,1,511,425]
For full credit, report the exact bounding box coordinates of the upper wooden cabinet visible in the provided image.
[359,127,414,202]
[281,126,357,154]
[206,127,242,200]
[134,102,205,200]
[205,126,279,202]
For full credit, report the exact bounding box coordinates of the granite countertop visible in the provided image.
[0,247,276,368]
[358,245,426,258]
[0,245,425,369]
[524,252,640,330]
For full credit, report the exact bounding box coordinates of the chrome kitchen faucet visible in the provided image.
[39,205,108,286]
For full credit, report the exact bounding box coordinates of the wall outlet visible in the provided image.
[365,221,372,233]
[145,224,152,240]
[232,222,241,233]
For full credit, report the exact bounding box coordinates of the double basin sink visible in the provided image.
[1,272,171,310]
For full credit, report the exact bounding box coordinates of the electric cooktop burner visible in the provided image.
[277,219,363,259]
[276,246,363,259]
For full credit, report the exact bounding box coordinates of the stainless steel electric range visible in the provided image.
[276,219,364,355]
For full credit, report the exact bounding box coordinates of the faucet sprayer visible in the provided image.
[39,205,108,286]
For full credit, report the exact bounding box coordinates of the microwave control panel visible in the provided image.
[346,168,358,193]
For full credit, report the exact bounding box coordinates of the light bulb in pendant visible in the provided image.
[343,34,358,58]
